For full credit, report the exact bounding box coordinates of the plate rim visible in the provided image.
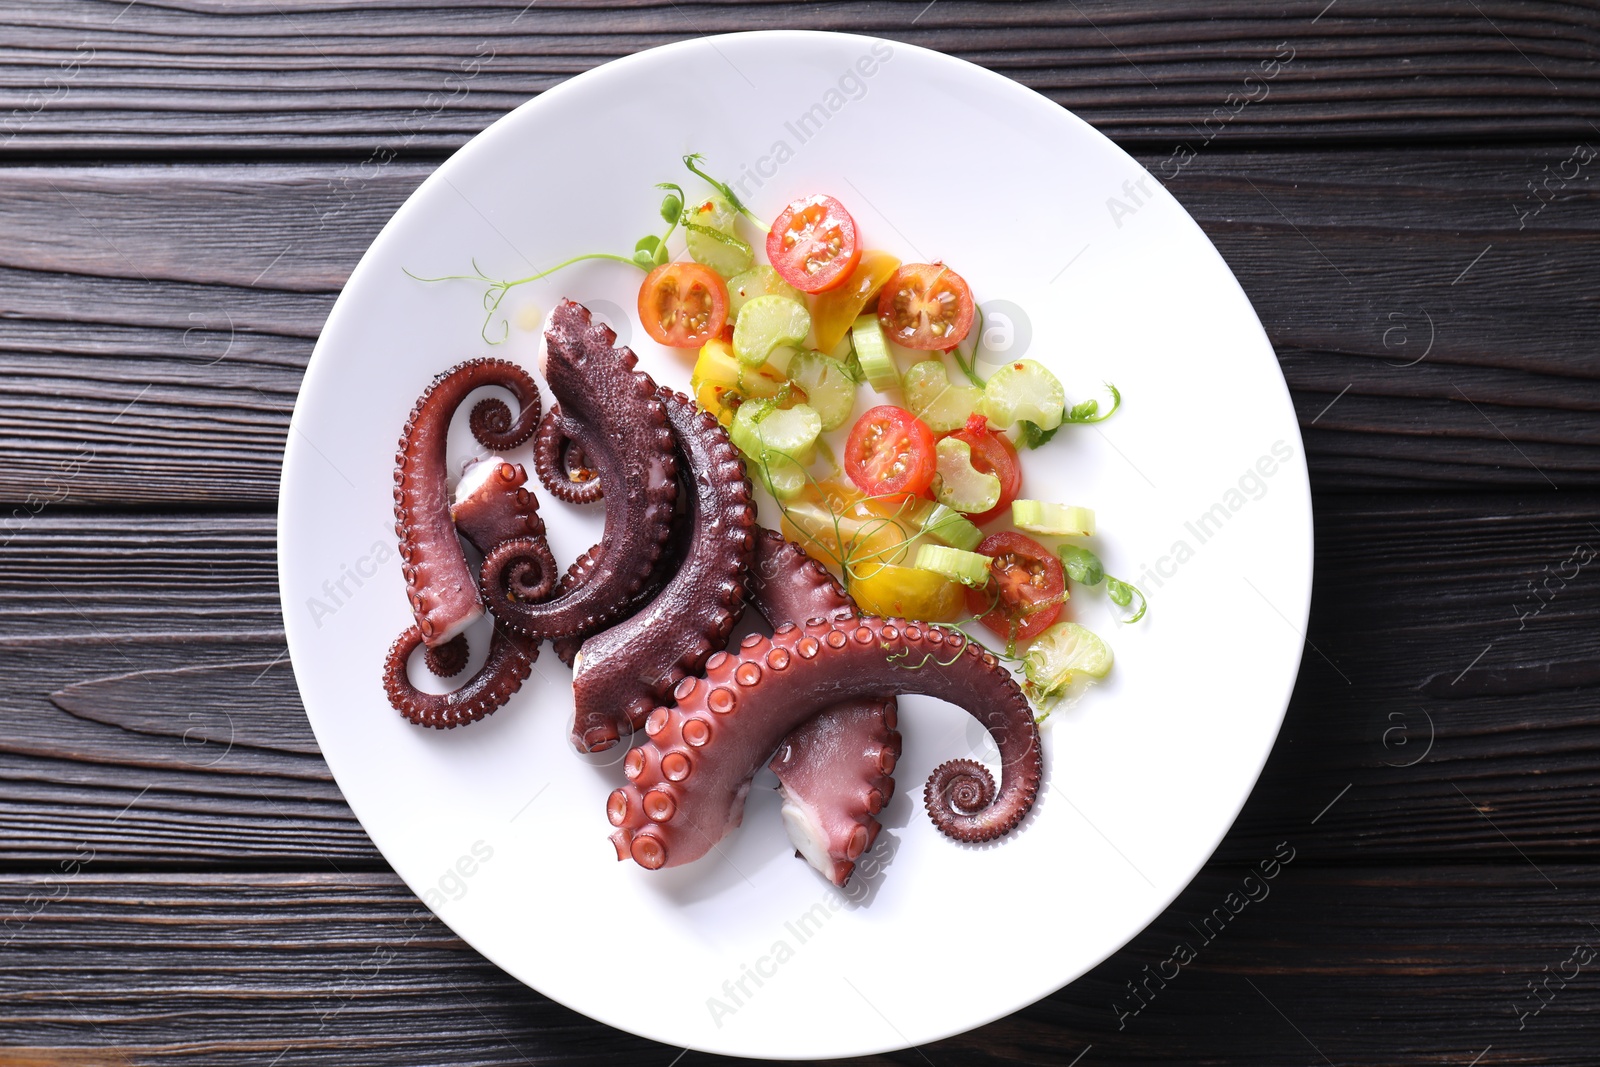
[278,27,1314,1059]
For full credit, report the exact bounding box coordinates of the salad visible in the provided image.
[417,155,1145,717]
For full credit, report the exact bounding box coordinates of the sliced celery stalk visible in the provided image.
[1024,621,1112,701]
[788,350,857,431]
[919,503,984,551]
[727,265,802,319]
[728,399,821,500]
[914,543,992,587]
[851,314,899,392]
[1012,500,1095,536]
[982,358,1066,430]
[932,437,1001,514]
[903,360,984,432]
[685,195,754,278]
[734,295,811,367]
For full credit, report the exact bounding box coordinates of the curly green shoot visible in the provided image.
[404,253,641,345]
[684,153,769,232]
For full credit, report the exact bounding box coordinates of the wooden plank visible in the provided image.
[0,864,1591,1063]
[0,1,1597,155]
[0,497,1597,866]
[0,146,1596,504]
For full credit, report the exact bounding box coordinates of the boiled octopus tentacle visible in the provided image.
[748,528,901,887]
[607,617,1043,871]
[383,625,540,730]
[534,407,604,505]
[747,527,857,628]
[547,474,699,669]
[548,546,604,668]
[450,457,546,555]
[394,358,541,647]
[469,390,541,452]
[423,634,469,679]
[480,300,678,641]
[769,699,900,887]
[565,389,756,752]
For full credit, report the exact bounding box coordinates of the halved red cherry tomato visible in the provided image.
[941,413,1021,525]
[844,405,937,499]
[766,194,861,294]
[637,262,728,348]
[966,531,1066,644]
[877,263,975,350]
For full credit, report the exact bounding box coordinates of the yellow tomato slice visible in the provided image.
[811,250,901,354]
[779,498,915,577]
[850,562,964,623]
[806,476,865,513]
[691,338,785,395]
[691,338,787,425]
[693,380,737,426]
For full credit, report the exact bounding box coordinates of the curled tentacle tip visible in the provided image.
[470,396,513,438]
[925,757,999,817]
[423,634,469,678]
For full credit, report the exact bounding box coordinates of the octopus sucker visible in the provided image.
[392,357,543,648]
[747,528,902,887]
[565,389,757,753]
[480,301,679,642]
[608,615,1043,872]
[383,624,539,730]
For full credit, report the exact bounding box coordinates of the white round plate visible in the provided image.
[279,30,1311,1061]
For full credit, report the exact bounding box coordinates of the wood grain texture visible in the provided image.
[0,865,1591,1064]
[1,1,1598,156]
[0,145,1596,505]
[0,497,1597,868]
[0,4,1594,1061]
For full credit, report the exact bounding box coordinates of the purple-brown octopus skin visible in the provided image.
[450,457,546,556]
[748,528,901,887]
[768,698,900,887]
[392,357,542,647]
[565,389,755,753]
[480,300,678,642]
[607,616,1043,872]
[385,360,547,726]
[534,406,604,505]
[383,625,540,730]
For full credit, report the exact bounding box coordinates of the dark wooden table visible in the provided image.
[2,3,1597,1064]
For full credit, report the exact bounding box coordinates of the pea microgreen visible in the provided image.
[1061,382,1121,425]
[1055,543,1146,623]
[948,304,988,388]
[403,252,643,345]
[683,153,768,231]
[1057,544,1104,586]
[405,156,761,344]
[1017,421,1058,449]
